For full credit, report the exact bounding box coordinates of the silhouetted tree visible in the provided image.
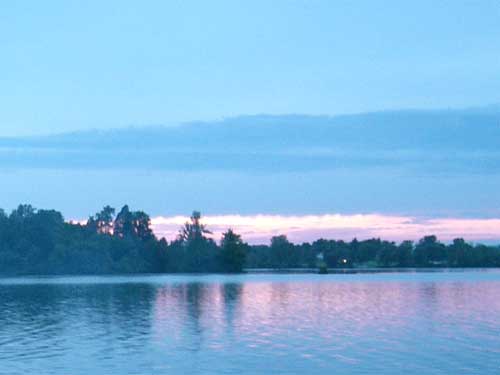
[131,211,154,241]
[270,235,295,268]
[377,240,398,266]
[87,205,115,234]
[177,211,216,272]
[178,211,211,242]
[9,204,36,222]
[114,205,134,238]
[414,235,446,266]
[219,229,247,272]
[397,240,414,266]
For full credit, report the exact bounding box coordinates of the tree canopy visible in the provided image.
[0,204,499,275]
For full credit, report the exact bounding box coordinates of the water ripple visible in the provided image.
[0,271,499,374]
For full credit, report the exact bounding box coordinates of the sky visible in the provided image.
[149,214,500,245]
[1,1,500,243]
[1,0,500,136]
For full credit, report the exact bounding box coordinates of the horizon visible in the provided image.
[3,203,500,246]
[123,211,500,246]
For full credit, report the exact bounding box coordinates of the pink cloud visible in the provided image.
[150,214,500,244]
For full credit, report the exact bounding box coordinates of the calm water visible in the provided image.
[1,270,500,374]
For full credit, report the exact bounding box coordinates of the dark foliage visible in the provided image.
[246,235,500,269]
[0,204,499,275]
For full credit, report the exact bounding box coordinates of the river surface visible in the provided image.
[1,270,499,374]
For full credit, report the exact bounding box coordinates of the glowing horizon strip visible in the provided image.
[148,213,500,244]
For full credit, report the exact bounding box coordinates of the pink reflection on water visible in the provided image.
[151,279,500,354]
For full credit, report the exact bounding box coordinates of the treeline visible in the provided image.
[247,236,500,269]
[0,205,245,275]
[0,204,499,275]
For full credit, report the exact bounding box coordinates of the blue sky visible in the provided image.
[1,0,500,136]
[1,1,500,242]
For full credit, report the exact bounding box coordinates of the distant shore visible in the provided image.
[1,204,500,276]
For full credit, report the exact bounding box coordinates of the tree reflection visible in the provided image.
[220,283,243,332]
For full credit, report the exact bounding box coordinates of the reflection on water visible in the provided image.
[1,271,500,374]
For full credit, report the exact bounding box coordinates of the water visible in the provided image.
[1,270,499,374]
